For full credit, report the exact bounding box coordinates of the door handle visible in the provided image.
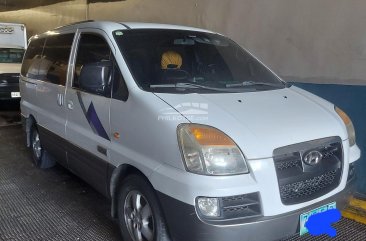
[57,94,64,106]
[67,100,74,110]
[97,145,107,156]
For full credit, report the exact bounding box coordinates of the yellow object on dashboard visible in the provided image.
[161,51,182,69]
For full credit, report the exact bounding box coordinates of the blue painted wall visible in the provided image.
[294,83,366,195]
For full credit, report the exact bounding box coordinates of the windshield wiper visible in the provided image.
[225,81,284,88]
[150,82,240,92]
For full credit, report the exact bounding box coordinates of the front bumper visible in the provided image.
[158,179,356,241]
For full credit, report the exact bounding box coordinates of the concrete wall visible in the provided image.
[1,0,365,84]
[0,0,86,37]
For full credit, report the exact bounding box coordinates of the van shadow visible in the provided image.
[0,100,21,126]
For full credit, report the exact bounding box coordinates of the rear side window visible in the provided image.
[21,38,45,78]
[38,33,74,86]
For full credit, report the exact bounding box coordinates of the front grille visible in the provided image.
[274,137,343,205]
[276,158,302,171]
[280,170,338,202]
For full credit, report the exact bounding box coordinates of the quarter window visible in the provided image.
[112,62,129,101]
[21,38,45,78]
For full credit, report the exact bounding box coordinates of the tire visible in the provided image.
[30,124,55,169]
[117,175,171,241]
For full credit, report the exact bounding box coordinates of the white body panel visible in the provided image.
[35,81,67,139]
[154,87,348,159]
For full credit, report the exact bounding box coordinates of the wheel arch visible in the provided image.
[24,114,37,147]
[109,164,152,218]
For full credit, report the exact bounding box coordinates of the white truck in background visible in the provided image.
[0,23,27,100]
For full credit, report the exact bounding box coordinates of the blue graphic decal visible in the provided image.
[77,91,110,141]
[86,102,110,141]
[305,208,341,237]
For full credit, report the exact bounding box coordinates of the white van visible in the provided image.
[20,21,360,241]
[0,23,27,100]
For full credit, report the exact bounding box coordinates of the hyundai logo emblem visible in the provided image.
[303,151,323,166]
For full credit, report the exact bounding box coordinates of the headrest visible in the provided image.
[161,51,182,70]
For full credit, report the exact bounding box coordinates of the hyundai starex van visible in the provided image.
[20,21,361,241]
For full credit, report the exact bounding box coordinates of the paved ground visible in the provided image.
[0,126,121,241]
[0,108,365,241]
[0,101,20,127]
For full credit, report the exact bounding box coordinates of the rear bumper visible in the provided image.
[158,179,356,241]
[0,83,20,100]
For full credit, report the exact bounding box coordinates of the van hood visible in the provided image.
[155,87,347,159]
[0,63,21,74]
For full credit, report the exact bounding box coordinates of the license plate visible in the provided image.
[299,202,336,236]
[11,92,21,98]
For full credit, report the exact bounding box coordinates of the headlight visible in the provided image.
[177,124,249,175]
[335,106,356,146]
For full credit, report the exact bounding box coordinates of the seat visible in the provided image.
[159,50,189,84]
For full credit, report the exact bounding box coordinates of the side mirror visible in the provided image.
[79,61,112,96]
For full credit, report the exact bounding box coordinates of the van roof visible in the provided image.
[34,20,215,38]
[119,22,214,33]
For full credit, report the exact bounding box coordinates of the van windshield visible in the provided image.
[114,29,285,93]
[0,48,24,63]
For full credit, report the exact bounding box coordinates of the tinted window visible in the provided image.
[21,38,45,78]
[73,34,128,100]
[114,29,285,94]
[73,34,112,89]
[38,33,74,86]
[0,48,24,63]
